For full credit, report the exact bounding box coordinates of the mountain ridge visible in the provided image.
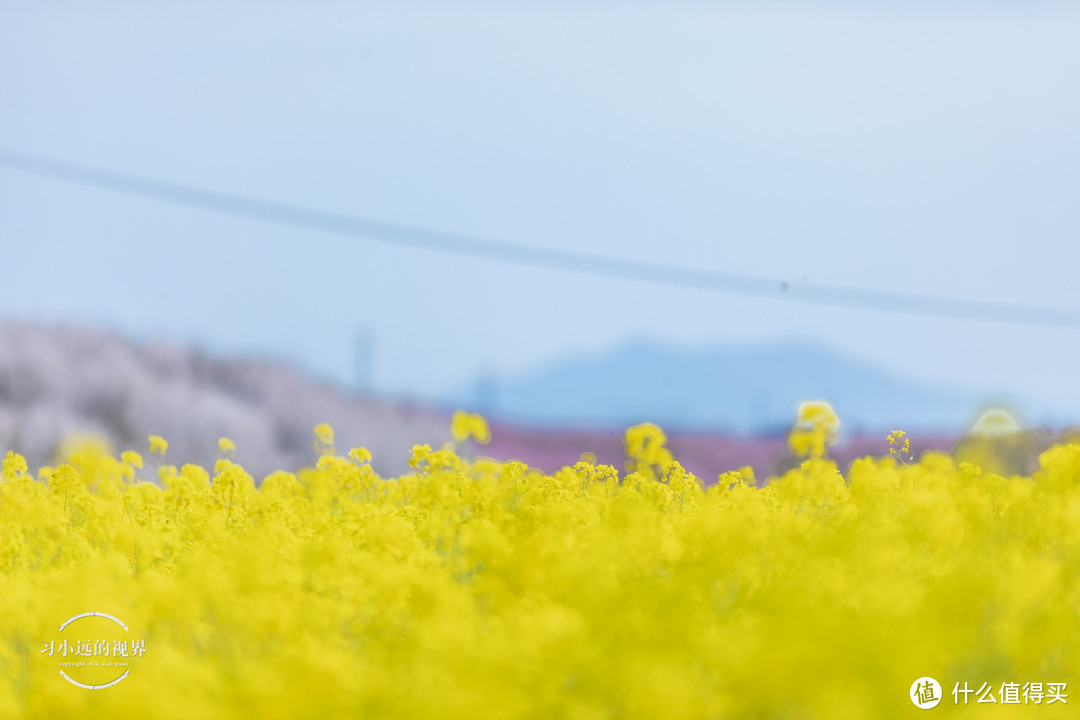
[456,339,1021,434]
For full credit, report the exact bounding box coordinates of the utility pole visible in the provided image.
[354,328,374,394]
[473,372,498,415]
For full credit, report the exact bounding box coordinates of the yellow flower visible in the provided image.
[348,447,372,465]
[788,401,840,460]
[2,401,1079,717]
[313,423,335,456]
[427,448,461,472]
[149,435,169,455]
[622,423,675,482]
[1,451,28,481]
[218,437,236,454]
[408,443,432,470]
[450,410,491,445]
[121,450,144,469]
[888,430,913,463]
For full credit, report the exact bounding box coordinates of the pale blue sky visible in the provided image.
[1,1,1078,418]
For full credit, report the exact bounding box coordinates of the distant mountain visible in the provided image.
[455,341,1013,434]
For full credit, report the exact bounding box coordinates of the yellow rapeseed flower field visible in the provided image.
[1,405,1077,718]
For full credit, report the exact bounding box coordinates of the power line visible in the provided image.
[2,146,1078,329]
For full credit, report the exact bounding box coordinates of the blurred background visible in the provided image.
[1,1,1078,480]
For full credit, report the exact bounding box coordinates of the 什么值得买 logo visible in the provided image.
[40,612,147,689]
